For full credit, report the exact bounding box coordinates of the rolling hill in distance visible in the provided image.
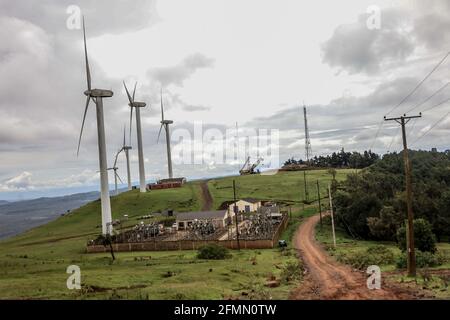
[0,191,101,240]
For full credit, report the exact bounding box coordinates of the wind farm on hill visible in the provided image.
[1,2,450,305]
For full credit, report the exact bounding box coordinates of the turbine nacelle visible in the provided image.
[128,101,146,108]
[123,146,132,151]
[84,89,114,98]
[161,120,173,125]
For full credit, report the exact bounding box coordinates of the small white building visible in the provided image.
[176,210,235,230]
[228,198,262,213]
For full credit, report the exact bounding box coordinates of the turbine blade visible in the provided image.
[123,125,126,147]
[132,82,137,102]
[116,172,124,185]
[157,124,163,143]
[77,95,92,156]
[129,106,133,143]
[160,87,165,121]
[113,151,120,168]
[123,81,133,105]
[82,17,91,91]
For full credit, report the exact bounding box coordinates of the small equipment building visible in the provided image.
[176,210,235,230]
[228,198,262,213]
[147,177,187,190]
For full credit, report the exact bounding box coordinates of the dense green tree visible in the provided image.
[367,206,403,241]
[397,219,437,253]
[333,150,449,242]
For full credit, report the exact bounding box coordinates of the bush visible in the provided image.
[396,250,446,269]
[397,219,437,253]
[321,215,332,225]
[280,261,303,284]
[197,244,231,260]
[336,245,395,270]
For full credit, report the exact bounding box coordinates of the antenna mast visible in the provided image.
[303,104,312,165]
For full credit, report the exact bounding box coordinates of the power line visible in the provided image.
[387,126,400,152]
[385,50,450,116]
[421,96,450,113]
[406,117,418,140]
[369,120,384,151]
[405,81,450,114]
[411,111,450,146]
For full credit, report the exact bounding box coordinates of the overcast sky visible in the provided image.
[1,0,450,200]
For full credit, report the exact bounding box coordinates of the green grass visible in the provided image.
[0,171,338,300]
[208,169,351,209]
[0,248,300,299]
[316,222,450,298]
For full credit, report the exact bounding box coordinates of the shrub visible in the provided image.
[280,261,303,284]
[397,219,437,253]
[321,215,332,226]
[396,250,446,269]
[336,245,395,270]
[197,244,231,260]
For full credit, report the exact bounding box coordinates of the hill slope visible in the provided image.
[0,170,344,299]
[0,191,101,240]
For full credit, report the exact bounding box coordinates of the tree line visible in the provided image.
[284,148,380,169]
[333,150,450,246]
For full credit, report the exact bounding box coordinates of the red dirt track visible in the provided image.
[291,214,418,300]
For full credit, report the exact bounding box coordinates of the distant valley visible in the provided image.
[0,191,100,240]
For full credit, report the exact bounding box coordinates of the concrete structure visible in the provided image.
[158,177,186,185]
[147,177,186,190]
[228,198,262,213]
[258,204,281,215]
[176,210,234,230]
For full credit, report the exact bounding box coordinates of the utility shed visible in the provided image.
[176,210,234,230]
[228,198,262,213]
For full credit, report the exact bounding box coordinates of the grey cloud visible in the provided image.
[247,74,450,158]
[322,1,450,75]
[0,0,159,38]
[413,13,450,51]
[148,53,214,87]
[182,105,211,112]
[322,8,414,74]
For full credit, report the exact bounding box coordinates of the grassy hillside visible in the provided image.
[0,171,343,299]
[208,169,352,209]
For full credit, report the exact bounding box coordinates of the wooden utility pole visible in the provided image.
[303,171,309,202]
[317,180,323,227]
[384,113,421,277]
[232,180,240,250]
[328,184,336,248]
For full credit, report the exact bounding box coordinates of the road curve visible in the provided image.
[291,214,415,300]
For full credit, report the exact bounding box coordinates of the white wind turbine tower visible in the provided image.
[77,18,113,235]
[120,127,133,191]
[108,150,124,196]
[123,82,147,192]
[157,88,174,179]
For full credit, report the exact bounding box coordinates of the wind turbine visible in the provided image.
[77,18,113,235]
[108,150,124,196]
[157,88,174,179]
[121,127,133,191]
[123,82,147,192]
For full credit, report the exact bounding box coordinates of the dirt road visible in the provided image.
[291,214,417,300]
[200,181,213,211]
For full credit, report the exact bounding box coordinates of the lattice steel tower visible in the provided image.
[303,104,312,164]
